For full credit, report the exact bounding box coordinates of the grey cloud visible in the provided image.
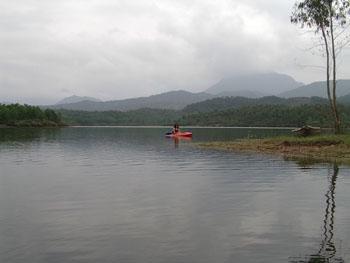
[0,0,349,104]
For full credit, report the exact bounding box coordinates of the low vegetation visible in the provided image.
[198,134,350,165]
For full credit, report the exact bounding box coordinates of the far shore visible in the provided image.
[1,125,298,129]
[18,125,335,130]
[0,124,340,130]
[198,134,350,165]
[0,122,65,128]
[68,125,300,129]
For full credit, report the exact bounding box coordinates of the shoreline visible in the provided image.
[0,125,298,129]
[0,124,340,130]
[0,122,66,128]
[197,135,350,165]
[15,125,327,129]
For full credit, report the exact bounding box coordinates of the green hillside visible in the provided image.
[183,96,328,113]
[179,104,344,127]
[59,103,350,128]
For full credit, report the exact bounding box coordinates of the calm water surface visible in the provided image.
[0,127,349,263]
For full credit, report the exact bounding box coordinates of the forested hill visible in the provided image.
[183,96,328,113]
[57,95,350,127]
[179,104,345,127]
[0,104,63,127]
[58,104,350,128]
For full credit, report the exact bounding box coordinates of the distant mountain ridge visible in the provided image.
[51,90,214,111]
[279,79,350,98]
[56,95,102,105]
[206,72,303,97]
[216,90,267,98]
[49,73,350,112]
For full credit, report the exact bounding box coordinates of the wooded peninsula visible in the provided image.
[0,104,63,127]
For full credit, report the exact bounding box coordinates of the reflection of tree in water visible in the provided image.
[0,128,61,143]
[289,164,344,263]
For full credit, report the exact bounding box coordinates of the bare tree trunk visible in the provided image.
[321,26,334,116]
[329,1,342,134]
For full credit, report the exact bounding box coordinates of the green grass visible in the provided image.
[262,134,350,145]
[198,133,350,166]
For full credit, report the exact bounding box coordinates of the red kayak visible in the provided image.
[165,131,193,138]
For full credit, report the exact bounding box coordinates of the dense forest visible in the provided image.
[0,104,63,127]
[179,104,346,127]
[183,96,328,113]
[58,104,350,128]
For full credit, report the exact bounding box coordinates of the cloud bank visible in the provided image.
[1,0,350,104]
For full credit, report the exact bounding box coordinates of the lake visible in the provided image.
[0,127,349,263]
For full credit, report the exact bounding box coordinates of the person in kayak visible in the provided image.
[165,124,192,138]
[172,123,180,134]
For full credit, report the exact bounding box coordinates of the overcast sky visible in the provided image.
[1,0,350,104]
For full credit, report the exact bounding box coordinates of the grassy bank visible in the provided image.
[198,134,350,165]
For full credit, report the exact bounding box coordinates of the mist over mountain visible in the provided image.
[279,79,350,98]
[48,73,350,113]
[51,90,214,111]
[206,73,303,97]
[216,90,268,98]
[56,95,102,105]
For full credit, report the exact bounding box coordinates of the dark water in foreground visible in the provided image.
[0,127,349,263]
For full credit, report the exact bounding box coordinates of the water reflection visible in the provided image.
[0,128,64,143]
[174,137,179,148]
[1,127,350,263]
[168,137,192,148]
[0,128,43,142]
[289,164,344,263]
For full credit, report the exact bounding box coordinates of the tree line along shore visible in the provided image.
[3,102,350,164]
[2,102,350,128]
[58,103,350,127]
